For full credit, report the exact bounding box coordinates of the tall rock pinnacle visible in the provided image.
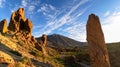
[8,8,33,36]
[42,34,47,47]
[41,34,47,56]
[86,14,110,67]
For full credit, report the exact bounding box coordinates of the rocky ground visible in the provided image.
[0,8,120,67]
[0,8,90,67]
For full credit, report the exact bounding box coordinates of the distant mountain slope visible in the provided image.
[37,34,87,48]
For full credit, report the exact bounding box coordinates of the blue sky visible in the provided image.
[0,0,120,43]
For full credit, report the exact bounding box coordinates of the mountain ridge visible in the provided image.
[37,34,87,48]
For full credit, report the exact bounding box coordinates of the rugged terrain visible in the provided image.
[0,8,120,67]
[0,8,90,67]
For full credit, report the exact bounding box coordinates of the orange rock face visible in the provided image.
[86,14,110,67]
[6,8,35,48]
[0,19,8,33]
[24,19,33,35]
[8,8,33,36]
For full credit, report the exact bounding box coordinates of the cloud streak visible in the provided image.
[104,11,110,17]
[21,0,27,7]
[37,4,56,19]
[35,0,90,37]
[28,5,35,11]
[0,0,6,7]
[63,22,86,42]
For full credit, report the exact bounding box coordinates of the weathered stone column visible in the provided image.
[41,34,47,56]
[86,14,110,67]
[42,34,47,47]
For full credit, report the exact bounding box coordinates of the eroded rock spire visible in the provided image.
[42,34,47,47]
[8,8,33,36]
[86,14,110,67]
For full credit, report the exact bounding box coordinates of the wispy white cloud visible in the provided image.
[28,5,35,11]
[40,6,47,12]
[10,4,21,13]
[63,22,86,42]
[37,4,56,13]
[37,5,47,12]
[35,0,90,37]
[104,11,110,17]
[21,0,27,7]
[10,0,38,12]
[21,0,40,7]
[0,0,6,7]
[102,11,120,43]
[21,0,40,18]
[37,4,56,19]
[49,4,56,10]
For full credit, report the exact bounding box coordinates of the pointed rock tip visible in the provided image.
[1,19,7,22]
[17,8,25,17]
[17,8,24,12]
[89,13,98,18]
[90,13,95,16]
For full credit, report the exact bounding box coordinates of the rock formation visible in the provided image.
[0,19,8,33]
[41,34,47,56]
[35,34,47,56]
[8,8,33,36]
[6,8,36,48]
[24,19,33,35]
[0,8,49,64]
[0,51,14,65]
[0,8,51,66]
[7,8,47,55]
[86,14,110,67]
[42,34,47,47]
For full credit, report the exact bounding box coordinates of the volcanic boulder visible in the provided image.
[86,14,110,67]
[0,19,8,33]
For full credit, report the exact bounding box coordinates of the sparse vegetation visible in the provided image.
[15,62,25,67]
[29,48,42,57]
[107,42,120,67]
[18,40,24,46]
[20,57,33,66]
[56,47,90,67]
